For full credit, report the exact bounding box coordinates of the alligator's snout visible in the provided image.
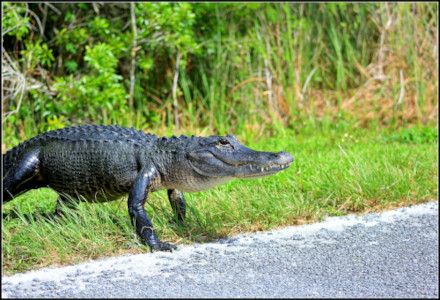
[232,149,293,179]
[238,149,293,168]
[269,151,294,165]
[187,134,294,180]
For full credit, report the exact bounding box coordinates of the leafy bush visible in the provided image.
[1,2,438,143]
[385,127,438,144]
[53,43,128,125]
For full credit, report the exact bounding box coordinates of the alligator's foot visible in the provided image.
[53,207,68,222]
[149,241,178,252]
[52,211,64,223]
[168,217,185,227]
[54,196,80,220]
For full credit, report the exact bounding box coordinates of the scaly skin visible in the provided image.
[2,125,293,251]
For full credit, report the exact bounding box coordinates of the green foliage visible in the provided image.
[384,127,438,144]
[53,43,128,124]
[2,2,30,40]
[20,40,54,69]
[135,2,198,54]
[56,27,90,55]
[1,2,438,140]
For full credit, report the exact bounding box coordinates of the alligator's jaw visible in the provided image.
[208,148,293,179]
[188,145,294,180]
[234,161,293,179]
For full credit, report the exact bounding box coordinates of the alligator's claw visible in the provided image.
[149,241,178,252]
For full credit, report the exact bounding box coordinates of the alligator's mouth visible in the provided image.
[206,150,293,179]
[233,161,292,178]
[187,148,293,179]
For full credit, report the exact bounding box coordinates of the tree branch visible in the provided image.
[129,2,138,110]
[172,52,181,129]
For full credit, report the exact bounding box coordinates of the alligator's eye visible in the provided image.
[219,138,230,145]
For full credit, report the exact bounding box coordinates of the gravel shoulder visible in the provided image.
[2,201,438,298]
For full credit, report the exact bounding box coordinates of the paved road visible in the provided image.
[2,201,438,298]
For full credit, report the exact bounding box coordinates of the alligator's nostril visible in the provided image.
[277,151,294,163]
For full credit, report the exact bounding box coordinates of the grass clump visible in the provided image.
[2,126,437,275]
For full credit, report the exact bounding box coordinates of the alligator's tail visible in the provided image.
[2,142,42,203]
[3,151,14,203]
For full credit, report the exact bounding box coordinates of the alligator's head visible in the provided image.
[156,134,293,192]
[186,134,293,180]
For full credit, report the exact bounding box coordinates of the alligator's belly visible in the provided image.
[40,147,138,202]
[49,184,130,202]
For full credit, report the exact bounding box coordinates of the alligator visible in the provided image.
[2,125,293,251]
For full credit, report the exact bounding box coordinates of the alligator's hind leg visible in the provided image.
[55,194,81,217]
[168,189,186,222]
[128,167,177,252]
[2,149,42,202]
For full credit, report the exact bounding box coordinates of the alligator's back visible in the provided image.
[2,125,157,202]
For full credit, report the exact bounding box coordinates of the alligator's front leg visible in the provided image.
[128,167,177,252]
[168,189,186,223]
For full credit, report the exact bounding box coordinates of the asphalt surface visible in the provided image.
[2,201,438,298]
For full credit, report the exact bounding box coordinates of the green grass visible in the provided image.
[2,3,437,276]
[2,126,438,275]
